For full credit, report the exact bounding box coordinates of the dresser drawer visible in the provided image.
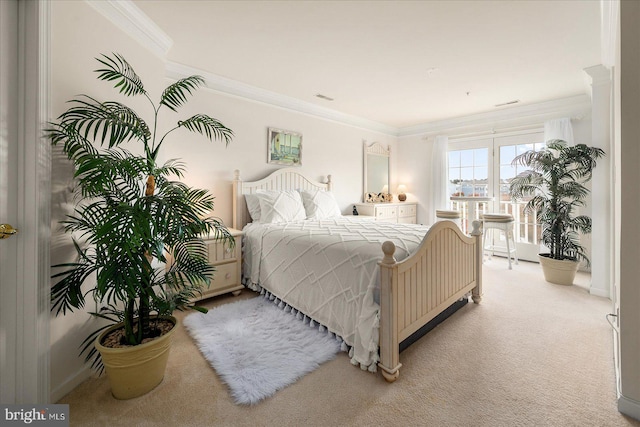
[354,202,417,224]
[376,206,397,220]
[398,205,416,218]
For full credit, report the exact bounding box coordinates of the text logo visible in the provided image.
[1,405,68,426]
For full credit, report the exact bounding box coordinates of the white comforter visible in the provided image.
[242,216,430,369]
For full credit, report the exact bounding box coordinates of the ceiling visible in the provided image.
[134,0,601,130]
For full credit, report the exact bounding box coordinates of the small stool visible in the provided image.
[481,213,519,269]
[435,209,462,228]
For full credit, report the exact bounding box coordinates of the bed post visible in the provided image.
[470,220,483,304]
[378,241,402,382]
[232,169,241,230]
[326,174,333,192]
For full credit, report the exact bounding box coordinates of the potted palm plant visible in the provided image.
[509,139,604,285]
[49,53,233,399]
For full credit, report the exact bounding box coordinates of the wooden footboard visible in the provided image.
[378,220,483,382]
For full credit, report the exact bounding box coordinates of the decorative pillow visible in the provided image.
[299,189,342,220]
[256,190,306,223]
[245,193,262,222]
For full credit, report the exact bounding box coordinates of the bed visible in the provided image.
[232,168,483,382]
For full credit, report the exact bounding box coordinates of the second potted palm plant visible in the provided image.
[509,139,604,285]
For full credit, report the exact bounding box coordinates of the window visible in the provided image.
[447,131,545,261]
[448,148,489,197]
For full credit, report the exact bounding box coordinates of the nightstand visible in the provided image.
[197,228,243,301]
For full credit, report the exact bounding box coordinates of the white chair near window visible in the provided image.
[481,213,519,269]
[435,209,462,229]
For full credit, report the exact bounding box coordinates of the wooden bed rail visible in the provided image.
[378,220,483,382]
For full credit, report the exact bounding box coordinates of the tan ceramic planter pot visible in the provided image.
[96,316,177,399]
[538,255,579,286]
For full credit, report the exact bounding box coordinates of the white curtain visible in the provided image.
[428,135,449,224]
[544,118,574,145]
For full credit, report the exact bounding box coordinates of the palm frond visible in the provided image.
[58,97,151,148]
[160,76,205,112]
[178,114,234,146]
[95,53,146,97]
[51,240,97,315]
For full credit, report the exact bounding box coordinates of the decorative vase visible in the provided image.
[538,254,579,286]
[95,316,177,399]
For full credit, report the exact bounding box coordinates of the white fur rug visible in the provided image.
[183,296,341,405]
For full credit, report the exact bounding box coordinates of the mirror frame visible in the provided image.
[363,141,391,203]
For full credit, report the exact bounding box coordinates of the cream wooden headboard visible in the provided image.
[232,169,333,230]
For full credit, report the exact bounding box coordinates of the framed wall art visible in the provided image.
[268,128,302,166]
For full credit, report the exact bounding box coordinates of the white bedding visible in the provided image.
[242,216,430,369]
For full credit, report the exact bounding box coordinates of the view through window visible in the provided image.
[447,132,545,261]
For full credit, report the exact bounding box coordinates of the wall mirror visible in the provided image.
[363,142,390,202]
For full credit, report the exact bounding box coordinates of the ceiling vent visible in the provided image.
[315,94,334,101]
[495,100,520,107]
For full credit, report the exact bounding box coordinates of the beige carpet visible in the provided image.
[58,259,640,426]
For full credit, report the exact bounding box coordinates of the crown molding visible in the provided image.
[397,95,592,138]
[584,64,612,87]
[165,61,398,136]
[166,61,592,140]
[86,0,172,57]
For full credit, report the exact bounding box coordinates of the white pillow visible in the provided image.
[256,190,306,223]
[245,193,262,222]
[299,189,342,220]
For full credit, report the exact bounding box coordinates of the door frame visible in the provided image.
[0,0,51,404]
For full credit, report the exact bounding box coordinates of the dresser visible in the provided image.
[196,228,244,301]
[354,202,417,224]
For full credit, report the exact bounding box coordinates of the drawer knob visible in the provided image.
[225,272,231,279]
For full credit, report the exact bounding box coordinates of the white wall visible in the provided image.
[158,88,397,227]
[396,135,432,224]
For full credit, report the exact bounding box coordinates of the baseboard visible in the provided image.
[619,394,640,421]
[589,287,611,298]
[50,366,92,403]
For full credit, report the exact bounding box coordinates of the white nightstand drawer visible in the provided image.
[207,239,237,263]
[211,262,238,289]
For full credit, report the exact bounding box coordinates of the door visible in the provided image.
[0,0,50,404]
[0,0,20,403]
[448,130,545,262]
[492,133,546,261]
